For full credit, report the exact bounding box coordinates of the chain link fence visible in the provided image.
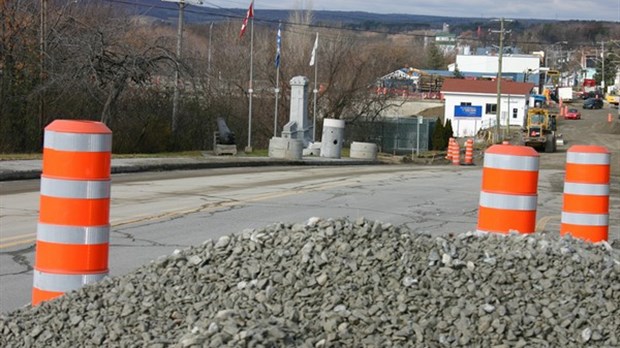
[344,117,437,155]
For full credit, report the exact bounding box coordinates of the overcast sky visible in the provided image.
[200,0,619,22]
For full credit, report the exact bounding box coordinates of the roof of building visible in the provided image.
[441,78,535,95]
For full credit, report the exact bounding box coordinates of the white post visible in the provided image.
[416,115,423,156]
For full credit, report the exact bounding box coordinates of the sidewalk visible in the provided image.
[0,153,381,181]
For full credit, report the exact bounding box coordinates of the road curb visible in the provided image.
[0,159,383,182]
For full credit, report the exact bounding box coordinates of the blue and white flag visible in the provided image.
[275,24,282,68]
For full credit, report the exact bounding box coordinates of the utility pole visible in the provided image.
[171,0,185,133]
[207,22,213,90]
[491,18,511,142]
[39,0,47,144]
[163,0,202,133]
[602,41,606,92]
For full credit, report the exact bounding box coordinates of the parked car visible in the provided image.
[583,98,604,109]
[564,108,581,120]
[606,93,619,105]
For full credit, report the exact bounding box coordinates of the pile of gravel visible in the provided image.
[1,217,619,347]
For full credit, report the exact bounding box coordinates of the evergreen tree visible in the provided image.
[453,66,464,79]
[444,119,454,148]
[425,44,446,70]
[431,117,445,150]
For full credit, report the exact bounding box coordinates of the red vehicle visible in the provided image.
[564,108,581,120]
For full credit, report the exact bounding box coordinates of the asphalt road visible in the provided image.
[538,102,620,173]
[2,164,618,314]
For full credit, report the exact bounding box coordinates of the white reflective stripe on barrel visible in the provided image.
[561,212,609,226]
[37,223,110,244]
[566,152,610,165]
[33,270,107,293]
[40,177,110,199]
[44,130,112,152]
[479,191,537,211]
[563,182,610,196]
[483,153,539,171]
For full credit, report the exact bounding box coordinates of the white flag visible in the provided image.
[309,33,318,66]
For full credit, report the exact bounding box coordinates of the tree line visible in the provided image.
[2,0,448,153]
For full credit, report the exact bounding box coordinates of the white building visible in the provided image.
[451,54,541,75]
[441,79,535,137]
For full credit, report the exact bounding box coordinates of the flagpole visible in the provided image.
[274,66,280,137]
[312,32,318,142]
[274,23,281,137]
[246,15,254,152]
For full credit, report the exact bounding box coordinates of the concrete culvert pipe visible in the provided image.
[350,142,378,160]
[320,119,345,159]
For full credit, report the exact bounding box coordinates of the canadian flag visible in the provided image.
[239,1,254,38]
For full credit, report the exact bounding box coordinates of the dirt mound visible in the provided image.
[418,106,445,119]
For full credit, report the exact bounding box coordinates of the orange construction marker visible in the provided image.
[560,145,610,242]
[32,120,112,305]
[452,139,461,166]
[464,138,474,165]
[477,144,539,234]
[445,138,454,161]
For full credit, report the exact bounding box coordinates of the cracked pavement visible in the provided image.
[2,165,618,313]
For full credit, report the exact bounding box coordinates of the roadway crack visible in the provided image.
[0,244,34,276]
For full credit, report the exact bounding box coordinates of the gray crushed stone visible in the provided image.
[1,217,619,347]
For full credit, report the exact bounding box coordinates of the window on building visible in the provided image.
[512,108,518,119]
[485,103,497,114]
[460,102,472,106]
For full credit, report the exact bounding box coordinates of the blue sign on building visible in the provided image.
[454,105,482,117]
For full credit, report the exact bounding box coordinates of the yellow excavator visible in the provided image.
[522,108,557,153]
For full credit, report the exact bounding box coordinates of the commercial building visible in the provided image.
[441,79,535,137]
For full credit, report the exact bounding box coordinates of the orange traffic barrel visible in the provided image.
[451,140,460,166]
[32,120,112,305]
[445,138,454,161]
[477,144,539,234]
[560,145,610,242]
[464,138,474,165]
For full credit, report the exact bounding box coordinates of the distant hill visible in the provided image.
[109,1,617,45]
[111,0,553,31]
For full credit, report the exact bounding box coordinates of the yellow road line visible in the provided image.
[0,236,38,248]
[0,233,36,242]
[0,179,354,249]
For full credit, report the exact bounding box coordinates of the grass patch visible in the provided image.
[0,151,206,161]
[240,149,269,157]
[112,151,205,159]
[0,153,42,160]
